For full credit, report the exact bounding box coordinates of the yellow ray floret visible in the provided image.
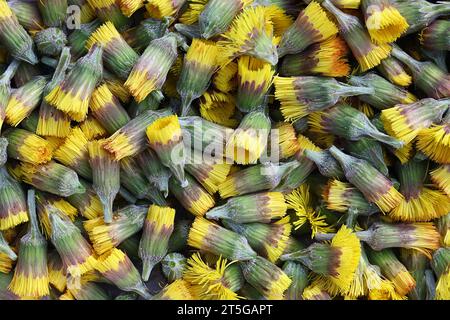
[86,21,120,49]
[9,274,50,298]
[430,165,450,196]
[95,248,127,273]
[285,184,334,238]
[365,6,409,44]
[416,125,450,164]
[184,252,239,300]
[329,225,361,292]
[146,115,182,145]
[389,188,450,222]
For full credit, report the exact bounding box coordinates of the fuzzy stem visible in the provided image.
[205,204,229,220]
[0,232,16,260]
[366,126,404,149]
[132,283,152,300]
[27,189,41,237]
[0,60,20,84]
[180,95,194,117]
[391,46,422,73]
[51,47,71,83]
[328,146,355,172]
[335,83,374,97]
[322,0,353,30]
[141,259,156,282]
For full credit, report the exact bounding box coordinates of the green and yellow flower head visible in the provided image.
[323,179,379,215]
[280,36,350,77]
[138,205,175,281]
[226,109,271,164]
[83,205,147,255]
[367,248,416,296]
[389,160,450,222]
[169,175,215,217]
[241,256,292,299]
[237,56,274,113]
[147,114,188,187]
[125,34,177,103]
[207,191,287,224]
[47,250,67,293]
[431,164,450,197]
[278,1,338,58]
[329,146,403,212]
[145,0,186,19]
[356,222,440,257]
[5,76,47,127]
[223,216,292,263]
[391,46,450,99]
[185,150,232,195]
[36,48,72,139]
[377,56,412,87]
[7,0,44,34]
[348,72,416,111]
[361,0,408,44]
[282,225,361,293]
[0,167,28,231]
[53,128,92,180]
[19,161,86,198]
[274,76,374,122]
[198,0,252,39]
[431,247,450,300]
[90,84,131,135]
[183,252,240,300]
[177,39,219,116]
[217,5,279,66]
[3,128,52,166]
[0,0,37,64]
[309,104,404,148]
[118,0,145,17]
[45,44,103,122]
[102,109,172,161]
[49,211,97,278]
[187,217,257,260]
[285,184,334,238]
[96,248,151,299]
[381,98,449,145]
[151,279,193,300]
[86,22,139,79]
[87,140,121,224]
[391,0,450,35]
[323,0,392,71]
